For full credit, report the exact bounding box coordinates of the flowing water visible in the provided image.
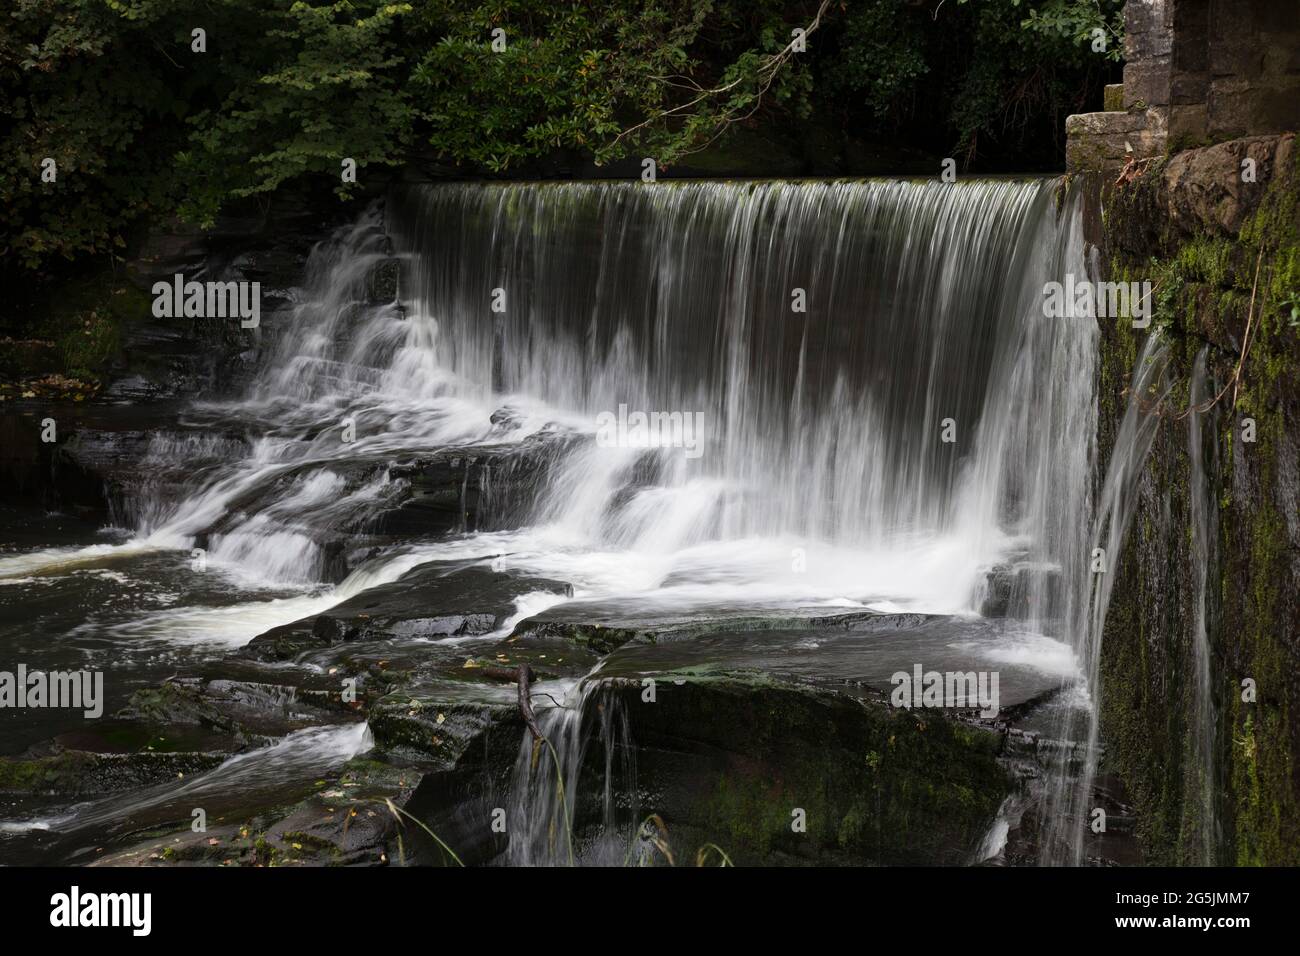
[1187,348,1220,864]
[1038,333,1173,864]
[505,674,636,866]
[3,178,1116,863]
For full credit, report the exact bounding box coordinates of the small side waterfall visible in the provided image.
[1040,333,1173,865]
[1187,348,1221,864]
[505,678,636,866]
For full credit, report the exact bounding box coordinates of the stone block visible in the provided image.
[1124,59,1172,107]
[1169,103,1209,144]
[1066,111,1164,173]
[1171,70,1210,104]
[1161,133,1295,236]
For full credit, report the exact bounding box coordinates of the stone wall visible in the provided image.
[1095,133,1299,864]
[1068,0,1300,173]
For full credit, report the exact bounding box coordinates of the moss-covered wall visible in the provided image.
[1095,136,1299,864]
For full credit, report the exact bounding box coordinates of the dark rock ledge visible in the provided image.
[0,563,1127,866]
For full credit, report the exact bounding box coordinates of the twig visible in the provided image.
[1171,246,1265,421]
[515,664,545,740]
[380,798,464,867]
[610,0,831,154]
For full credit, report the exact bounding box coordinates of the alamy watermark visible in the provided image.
[50,886,151,936]
[595,404,705,459]
[0,664,103,718]
[152,273,260,328]
[890,663,1000,719]
[1042,274,1151,328]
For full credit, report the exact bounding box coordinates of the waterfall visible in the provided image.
[1039,333,1172,865]
[6,178,1112,865]
[1187,348,1220,864]
[505,677,636,866]
[388,179,1097,620]
[383,179,1103,862]
[5,180,1100,622]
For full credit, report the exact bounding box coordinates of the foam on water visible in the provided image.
[7,180,1120,864]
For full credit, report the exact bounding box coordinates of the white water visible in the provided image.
[1187,347,1220,864]
[505,675,636,866]
[7,179,1117,863]
[1039,332,1173,864]
[4,181,1098,645]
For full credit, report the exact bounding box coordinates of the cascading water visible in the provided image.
[505,676,636,866]
[4,178,1110,864]
[1187,348,1220,864]
[385,179,1102,861]
[1039,333,1173,865]
[390,180,1098,618]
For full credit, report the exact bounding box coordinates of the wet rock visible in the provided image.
[1161,133,1294,236]
[238,563,573,663]
[510,618,645,655]
[0,414,115,520]
[507,600,947,658]
[117,677,355,743]
[377,446,549,536]
[90,756,417,867]
[395,666,1015,867]
[366,258,401,304]
[369,690,518,767]
[604,674,1011,865]
[977,562,1063,618]
[0,749,226,797]
[394,606,1067,866]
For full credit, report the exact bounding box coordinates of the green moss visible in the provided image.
[1098,138,1299,866]
[662,679,1010,865]
[7,270,151,385]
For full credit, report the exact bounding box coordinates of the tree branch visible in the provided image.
[610,0,831,157]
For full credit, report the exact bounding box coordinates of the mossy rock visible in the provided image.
[0,750,226,797]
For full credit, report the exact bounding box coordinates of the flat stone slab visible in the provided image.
[507,599,1074,717]
[239,561,573,663]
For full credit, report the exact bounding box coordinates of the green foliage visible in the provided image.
[1017,0,1124,60]
[410,0,810,170]
[947,0,1124,160]
[59,307,120,381]
[1,0,1122,277]
[1278,291,1300,328]
[0,0,183,271]
[178,1,415,225]
[821,0,928,121]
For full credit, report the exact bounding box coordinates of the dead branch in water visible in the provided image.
[481,664,546,740]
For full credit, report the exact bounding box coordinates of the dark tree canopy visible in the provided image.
[1,0,1122,275]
